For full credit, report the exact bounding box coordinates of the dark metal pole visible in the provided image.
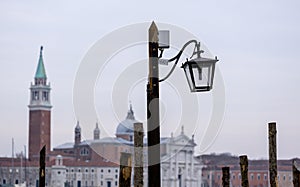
[134,122,144,187]
[119,152,132,187]
[239,155,249,187]
[268,122,278,187]
[293,160,300,187]
[222,167,230,187]
[147,21,160,187]
[39,145,46,187]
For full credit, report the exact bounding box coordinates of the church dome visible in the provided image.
[116,104,139,136]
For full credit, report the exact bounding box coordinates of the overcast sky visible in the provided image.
[0,0,300,159]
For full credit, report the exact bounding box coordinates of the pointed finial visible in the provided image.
[76,121,80,128]
[181,125,184,135]
[126,102,135,120]
[129,101,133,112]
[96,121,99,128]
[149,21,159,43]
[171,132,173,138]
[192,134,194,142]
[40,46,43,57]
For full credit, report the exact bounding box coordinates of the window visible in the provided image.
[251,174,254,180]
[58,171,61,175]
[108,169,111,173]
[85,169,88,173]
[101,181,103,186]
[80,148,89,156]
[101,169,103,173]
[32,91,39,100]
[42,91,48,101]
[115,181,118,186]
[264,174,267,180]
[283,175,286,181]
[232,174,235,180]
[257,174,261,180]
[115,175,118,179]
[115,169,118,173]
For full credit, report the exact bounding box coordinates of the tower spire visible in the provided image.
[35,46,47,82]
[94,121,100,140]
[126,102,135,120]
[75,121,81,145]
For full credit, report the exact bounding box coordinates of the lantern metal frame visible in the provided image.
[159,39,218,92]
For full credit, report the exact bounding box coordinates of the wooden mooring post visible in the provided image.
[268,122,278,187]
[119,152,132,187]
[134,123,144,187]
[293,160,300,187]
[39,145,46,187]
[239,155,249,187]
[222,166,230,187]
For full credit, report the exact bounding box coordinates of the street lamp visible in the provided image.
[147,22,219,187]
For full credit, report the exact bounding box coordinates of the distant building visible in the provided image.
[53,105,203,187]
[199,153,298,187]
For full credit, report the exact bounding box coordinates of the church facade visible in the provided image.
[0,47,204,187]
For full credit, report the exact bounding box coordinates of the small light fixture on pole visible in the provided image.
[158,39,218,91]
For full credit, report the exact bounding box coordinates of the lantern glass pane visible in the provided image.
[192,64,210,88]
[183,65,195,91]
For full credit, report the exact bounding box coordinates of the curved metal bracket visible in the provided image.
[159,40,200,82]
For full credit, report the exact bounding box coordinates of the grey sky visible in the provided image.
[0,0,300,159]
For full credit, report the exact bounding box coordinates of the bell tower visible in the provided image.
[28,46,52,160]
[93,122,100,140]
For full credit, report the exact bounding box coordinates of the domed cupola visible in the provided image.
[116,104,139,141]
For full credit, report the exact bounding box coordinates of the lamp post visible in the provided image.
[147,22,219,187]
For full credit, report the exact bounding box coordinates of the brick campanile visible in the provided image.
[28,46,52,161]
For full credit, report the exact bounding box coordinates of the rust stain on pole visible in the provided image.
[119,152,132,187]
[268,122,278,187]
[134,123,144,187]
[239,155,249,187]
[222,166,230,187]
